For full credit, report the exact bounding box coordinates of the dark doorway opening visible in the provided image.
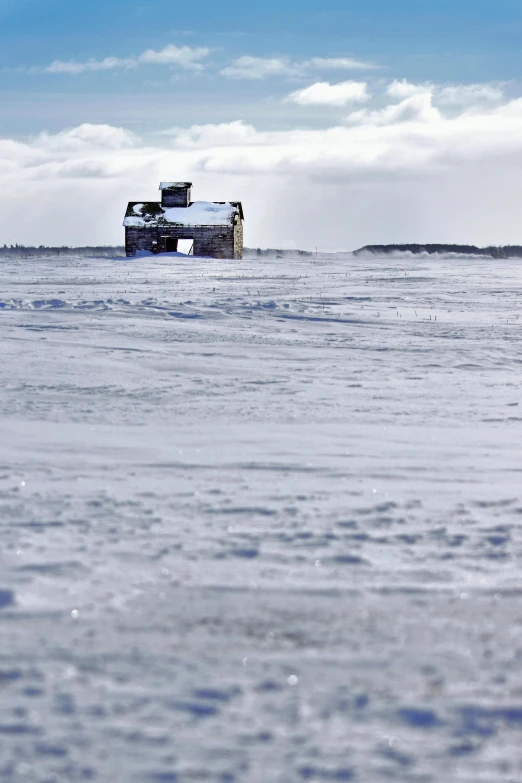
[164,237,178,253]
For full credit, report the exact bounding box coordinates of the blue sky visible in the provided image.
[3,0,522,249]
[2,0,522,134]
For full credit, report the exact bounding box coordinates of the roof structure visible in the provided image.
[123,201,242,228]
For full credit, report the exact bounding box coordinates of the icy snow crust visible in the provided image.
[123,201,237,228]
[1,252,522,782]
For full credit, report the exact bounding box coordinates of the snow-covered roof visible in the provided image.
[159,182,192,190]
[123,201,241,228]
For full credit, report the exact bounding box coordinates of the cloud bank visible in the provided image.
[3,85,522,250]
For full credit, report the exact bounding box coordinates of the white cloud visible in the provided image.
[46,57,136,75]
[5,95,522,248]
[221,55,379,80]
[387,79,504,106]
[306,57,380,71]
[437,83,504,105]
[348,93,441,125]
[37,124,138,151]
[138,44,211,70]
[44,44,211,75]
[157,120,258,147]
[288,81,370,107]
[387,80,430,99]
[220,56,300,80]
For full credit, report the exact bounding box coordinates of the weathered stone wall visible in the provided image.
[233,218,243,259]
[125,225,238,259]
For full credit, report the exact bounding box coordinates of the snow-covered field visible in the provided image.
[1,252,522,782]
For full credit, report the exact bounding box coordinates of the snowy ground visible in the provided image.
[1,252,522,783]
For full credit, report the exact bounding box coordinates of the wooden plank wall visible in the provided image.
[125,224,242,259]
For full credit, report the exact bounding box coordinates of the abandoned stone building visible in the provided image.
[123,182,244,259]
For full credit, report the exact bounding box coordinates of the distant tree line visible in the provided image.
[354,244,522,258]
[0,244,125,258]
